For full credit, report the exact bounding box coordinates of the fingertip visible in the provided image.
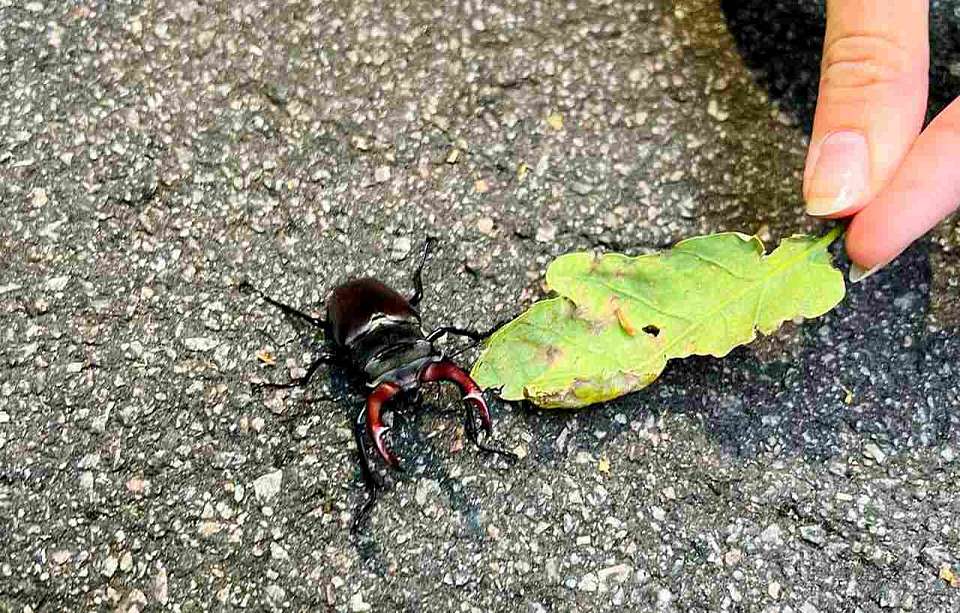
[804,131,873,218]
[845,211,899,272]
[807,199,866,220]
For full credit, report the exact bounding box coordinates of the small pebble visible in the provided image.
[252,470,283,502]
[477,217,495,236]
[374,166,391,183]
[390,236,412,261]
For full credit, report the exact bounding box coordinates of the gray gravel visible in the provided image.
[2,0,960,611]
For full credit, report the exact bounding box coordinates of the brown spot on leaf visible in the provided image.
[536,344,565,366]
[547,345,565,365]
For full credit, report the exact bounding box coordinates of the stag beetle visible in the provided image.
[240,240,516,531]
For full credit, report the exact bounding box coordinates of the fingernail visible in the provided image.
[805,131,870,216]
[849,261,886,284]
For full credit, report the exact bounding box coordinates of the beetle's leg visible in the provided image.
[420,361,493,434]
[352,406,381,533]
[252,351,334,390]
[240,281,329,333]
[408,237,436,307]
[366,382,401,468]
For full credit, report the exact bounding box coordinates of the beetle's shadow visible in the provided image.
[720,0,960,131]
[512,245,960,463]
[348,391,511,562]
[394,394,515,526]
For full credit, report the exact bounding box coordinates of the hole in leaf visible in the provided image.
[642,325,660,337]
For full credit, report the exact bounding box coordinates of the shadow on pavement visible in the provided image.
[720,0,960,131]
[515,244,960,463]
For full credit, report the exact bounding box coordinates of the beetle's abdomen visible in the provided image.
[326,278,419,347]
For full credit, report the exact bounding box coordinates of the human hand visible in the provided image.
[803,0,960,281]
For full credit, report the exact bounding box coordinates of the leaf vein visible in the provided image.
[578,277,693,324]
[675,249,753,280]
[637,230,841,370]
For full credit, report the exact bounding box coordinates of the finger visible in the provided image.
[845,96,960,280]
[803,0,929,218]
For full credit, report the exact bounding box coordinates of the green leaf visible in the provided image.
[471,229,846,408]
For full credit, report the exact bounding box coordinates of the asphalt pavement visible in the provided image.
[2,0,960,611]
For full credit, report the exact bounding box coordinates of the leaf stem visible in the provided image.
[819,223,846,248]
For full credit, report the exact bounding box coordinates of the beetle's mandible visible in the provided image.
[240,240,516,532]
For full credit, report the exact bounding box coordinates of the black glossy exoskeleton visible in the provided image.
[240,241,515,531]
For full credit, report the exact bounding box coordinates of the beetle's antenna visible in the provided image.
[463,405,519,463]
[420,360,518,463]
[421,361,494,433]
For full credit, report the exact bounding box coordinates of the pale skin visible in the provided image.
[804,0,960,282]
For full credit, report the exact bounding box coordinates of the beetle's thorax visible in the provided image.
[348,316,438,389]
